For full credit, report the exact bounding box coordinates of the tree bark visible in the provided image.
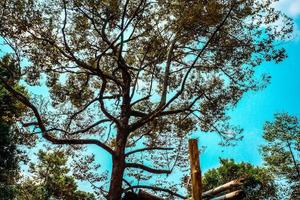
[188,139,202,200]
[108,155,126,200]
[287,141,300,180]
[107,130,127,200]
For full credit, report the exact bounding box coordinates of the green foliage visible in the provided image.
[260,113,300,198]
[0,55,27,122]
[0,55,27,200]
[0,0,294,199]
[18,150,95,200]
[0,123,19,200]
[202,159,277,200]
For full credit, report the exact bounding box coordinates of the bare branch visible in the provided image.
[130,95,151,107]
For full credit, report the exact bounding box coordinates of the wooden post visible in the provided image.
[188,139,202,200]
[138,190,164,200]
[213,190,245,200]
[202,178,246,198]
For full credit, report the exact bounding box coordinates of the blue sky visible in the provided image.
[198,33,300,171]
[198,0,300,172]
[84,2,300,191]
[1,0,299,194]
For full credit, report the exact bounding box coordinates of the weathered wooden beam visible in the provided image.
[202,178,246,198]
[138,190,164,200]
[188,139,202,200]
[212,190,245,200]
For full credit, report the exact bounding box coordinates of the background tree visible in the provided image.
[17,149,95,200]
[260,113,300,199]
[0,55,27,200]
[201,159,278,200]
[0,0,293,199]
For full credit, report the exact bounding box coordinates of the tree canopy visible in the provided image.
[0,56,27,200]
[0,0,293,199]
[17,150,96,200]
[202,159,278,200]
[260,113,300,199]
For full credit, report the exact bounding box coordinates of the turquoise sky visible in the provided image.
[198,13,300,172]
[1,0,300,195]
[82,9,300,191]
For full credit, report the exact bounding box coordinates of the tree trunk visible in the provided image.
[108,156,126,200]
[287,141,300,179]
[107,130,127,200]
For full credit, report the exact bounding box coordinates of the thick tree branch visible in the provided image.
[119,0,129,60]
[125,163,171,174]
[48,119,110,135]
[130,94,202,118]
[159,37,177,107]
[98,80,120,127]
[124,185,186,199]
[125,147,174,157]
[130,110,148,117]
[130,52,149,100]
[130,95,151,107]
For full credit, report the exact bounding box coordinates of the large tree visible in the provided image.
[260,113,300,199]
[0,0,293,199]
